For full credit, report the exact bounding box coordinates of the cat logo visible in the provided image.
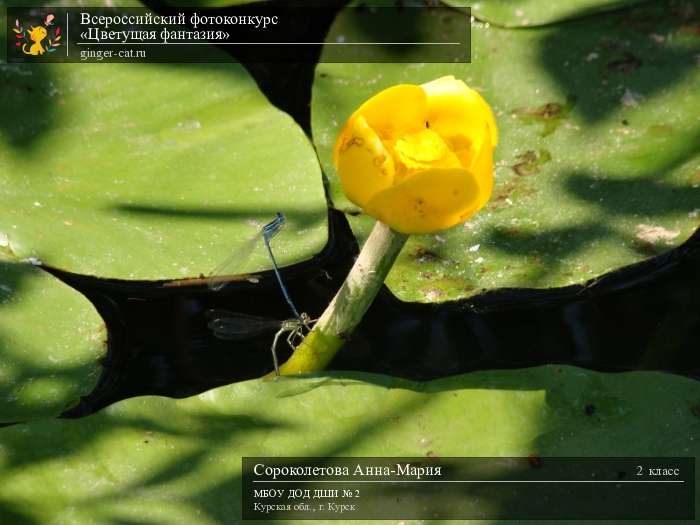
[13,14,62,57]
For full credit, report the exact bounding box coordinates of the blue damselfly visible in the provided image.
[207,213,314,376]
[208,212,301,320]
[206,309,314,376]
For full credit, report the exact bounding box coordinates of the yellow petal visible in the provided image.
[393,128,462,174]
[364,168,484,234]
[457,127,495,221]
[421,75,498,150]
[351,84,428,141]
[335,115,395,208]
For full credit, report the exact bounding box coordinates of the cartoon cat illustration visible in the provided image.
[22,26,48,56]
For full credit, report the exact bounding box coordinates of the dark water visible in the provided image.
[50,209,700,418]
[40,0,700,417]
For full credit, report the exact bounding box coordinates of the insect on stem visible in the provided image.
[207,212,314,377]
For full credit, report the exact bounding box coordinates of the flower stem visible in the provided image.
[274,220,408,375]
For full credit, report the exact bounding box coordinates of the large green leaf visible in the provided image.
[312,1,700,303]
[443,0,652,28]
[0,366,697,523]
[0,257,106,422]
[0,59,327,281]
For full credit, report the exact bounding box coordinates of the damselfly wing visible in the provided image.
[207,213,301,321]
[206,308,314,376]
[207,213,285,292]
[206,309,287,340]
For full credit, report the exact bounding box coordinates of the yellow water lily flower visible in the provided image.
[333,75,498,234]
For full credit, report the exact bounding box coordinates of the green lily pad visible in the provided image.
[444,0,652,28]
[312,1,700,302]
[0,366,697,523]
[0,60,327,281]
[0,257,106,423]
